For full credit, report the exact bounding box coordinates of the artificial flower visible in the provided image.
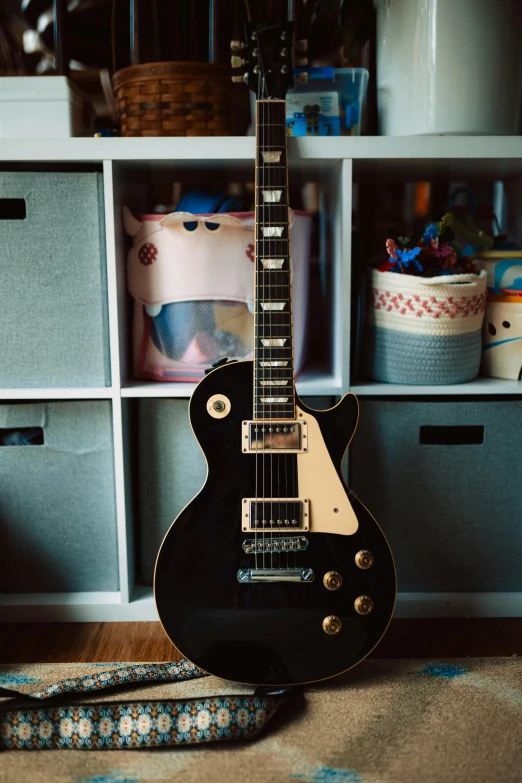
[386,238,398,260]
[423,223,439,243]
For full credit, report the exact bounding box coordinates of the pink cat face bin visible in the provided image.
[123,207,312,382]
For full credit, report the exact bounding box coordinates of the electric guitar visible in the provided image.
[154,20,396,686]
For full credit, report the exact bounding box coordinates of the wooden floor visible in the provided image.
[1,619,522,663]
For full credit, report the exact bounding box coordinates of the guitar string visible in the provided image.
[257,56,271,571]
[254,82,261,572]
[278,101,293,568]
[262,93,274,568]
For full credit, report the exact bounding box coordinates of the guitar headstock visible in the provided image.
[230,22,308,100]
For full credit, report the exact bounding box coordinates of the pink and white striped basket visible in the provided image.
[124,207,312,382]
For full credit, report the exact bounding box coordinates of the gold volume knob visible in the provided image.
[323,571,342,591]
[354,595,373,615]
[322,615,342,635]
[355,550,374,570]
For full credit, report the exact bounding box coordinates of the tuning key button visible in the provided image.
[323,571,342,591]
[230,40,245,51]
[231,75,247,83]
[322,615,342,635]
[354,596,374,615]
[295,72,309,85]
[355,550,374,570]
[230,56,246,68]
[295,57,308,67]
[295,39,308,51]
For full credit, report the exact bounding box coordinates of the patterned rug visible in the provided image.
[1,657,521,783]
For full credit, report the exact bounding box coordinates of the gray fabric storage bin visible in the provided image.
[349,399,522,592]
[0,172,110,387]
[0,401,118,592]
[138,399,206,585]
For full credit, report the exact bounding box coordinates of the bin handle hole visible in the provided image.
[419,425,484,446]
[0,199,26,220]
[0,427,44,446]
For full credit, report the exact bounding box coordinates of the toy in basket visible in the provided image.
[363,221,488,385]
[481,257,522,381]
[123,207,311,382]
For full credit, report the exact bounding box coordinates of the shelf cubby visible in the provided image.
[1,136,521,620]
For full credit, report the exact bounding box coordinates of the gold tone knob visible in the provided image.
[323,571,342,591]
[354,595,373,615]
[355,550,374,570]
[322,615,342,635]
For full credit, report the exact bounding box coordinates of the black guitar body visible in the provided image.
[154,361,396,686]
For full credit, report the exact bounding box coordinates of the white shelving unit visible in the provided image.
[1,135,522,622]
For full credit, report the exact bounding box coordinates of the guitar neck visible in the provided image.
[254,99,295,421]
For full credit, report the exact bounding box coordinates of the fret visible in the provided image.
[256,235,288,245]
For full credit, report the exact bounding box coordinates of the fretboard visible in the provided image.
[254,99,295,420]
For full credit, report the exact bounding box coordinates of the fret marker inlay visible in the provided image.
[261,397,289,403]
[260,302,286,310]
[261,338,287,347]
[260,380,288,386]
[261,226,284,238]
[262,190,283,203]
[261,259,284,269]
[260,361,288,367]
[262,151,282,163]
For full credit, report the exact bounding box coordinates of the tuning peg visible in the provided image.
[231,74,247,83]
[295,72,309,84]
[230,56,246,68]
[230,40,245,51]
[295,39,308,52]
[295,57,308,67]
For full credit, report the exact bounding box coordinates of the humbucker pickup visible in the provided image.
[242,420,307,453]
[241,498,309,532]
[242,535,308,554]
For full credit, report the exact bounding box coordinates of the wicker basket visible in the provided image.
[112,62,249,137]
[363,268,488,384]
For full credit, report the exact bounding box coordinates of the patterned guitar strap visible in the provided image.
[0,659,294,750]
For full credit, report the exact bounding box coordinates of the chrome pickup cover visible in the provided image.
[241,420,307,453]
[242,535,309,555]
[241,498,309,532]
[237,568,314,583]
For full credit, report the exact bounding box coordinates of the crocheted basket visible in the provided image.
[363,269,488,384]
